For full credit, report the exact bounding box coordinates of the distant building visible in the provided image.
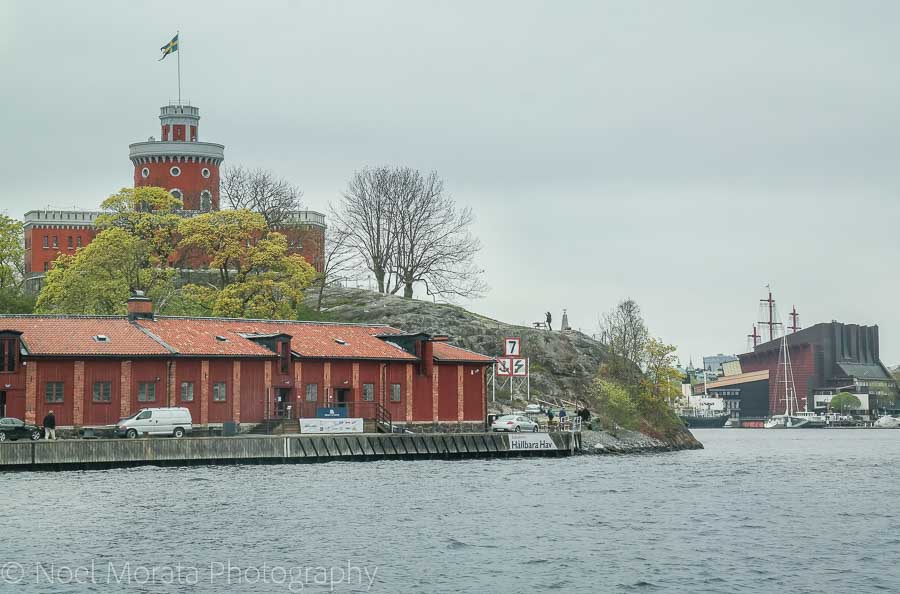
[23,101,326,292]
[693,370,770,427]
[738,322,898,414]
[703,353,738,377]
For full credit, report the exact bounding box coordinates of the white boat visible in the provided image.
[874,415,900,429]
[764,415,809,429]
[765,333,812,429]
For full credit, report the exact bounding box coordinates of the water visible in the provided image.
[3,429,899,593]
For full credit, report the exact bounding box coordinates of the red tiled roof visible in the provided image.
[432,342,495,363]
[0,318,171,357]
[0,315,491,363]
[135,318,276,358]
[230,321,416,360]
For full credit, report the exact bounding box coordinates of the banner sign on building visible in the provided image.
[504,337,521,357]
[316,407,348,418]
[496,358,512,376]
[512,358,528,377]
[508,433,557,451]
[300,418,364,433]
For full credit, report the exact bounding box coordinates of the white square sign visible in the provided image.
[496,358,512,376]
[504,337,521,357]
[512,358,528,377]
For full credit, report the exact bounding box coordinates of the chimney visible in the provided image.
[127,291,154,321]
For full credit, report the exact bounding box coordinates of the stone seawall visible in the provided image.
[0,432,576,471]
[578,427,703,455]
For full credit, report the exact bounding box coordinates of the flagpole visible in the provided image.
[177,30,182,105]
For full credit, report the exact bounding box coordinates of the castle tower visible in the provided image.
[128,104,225,211]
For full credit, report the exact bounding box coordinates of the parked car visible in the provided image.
[116,407,193,439]
[524,404,542,414]
[491,414,541,433]
[0,417,43,442]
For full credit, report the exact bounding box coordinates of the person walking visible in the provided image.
[43,410,57,441]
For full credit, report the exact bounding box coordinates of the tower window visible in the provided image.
[141,167,150,178]
[170,189,183,202]
[43,235,48,248]
[170,166,181,177]
[201,168,211,179]
[200,190,212,212]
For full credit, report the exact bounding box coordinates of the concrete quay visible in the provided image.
[0,432,575,471]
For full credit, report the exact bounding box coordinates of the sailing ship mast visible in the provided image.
[775,333,800,418]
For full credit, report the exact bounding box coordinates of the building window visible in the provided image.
[170,166,181,177]
[43,262,48,272]
[45,382,64,403]
[92,382,112,403]
[52,236,58,248]
[201,167,211,179]
[170,189,183,201]
[141,167,150,178]
[181,381,194,402]
[137,382,156,402]
[76,236,82,248]
[390,383,401,402]
[0,337,18,372]
[279,340,290,374]
[305,384,318,402]
[213,382,227,402]
[362,383,374,401]
[43,235,48,248]
[67,236,73,249]
[200,190,212,212]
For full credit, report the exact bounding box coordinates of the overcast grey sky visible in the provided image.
[2,1,899,365]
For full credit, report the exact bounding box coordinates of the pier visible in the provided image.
[0,432,576,471]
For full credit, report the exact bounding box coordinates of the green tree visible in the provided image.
[642,338,683,405]
[829,392,861,412]
[177,209,268,287]
[176,211,317,318]
[35,228,175,315]
[96,186,183,266]
[592,376,638,430]
[0,215,34,313]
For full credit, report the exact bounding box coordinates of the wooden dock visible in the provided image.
[0,432,575,471]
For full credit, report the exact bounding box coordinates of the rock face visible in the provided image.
[578,426,703,454]
[309,287,607,404]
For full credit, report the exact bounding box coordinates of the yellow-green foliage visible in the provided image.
[36,189,317,319]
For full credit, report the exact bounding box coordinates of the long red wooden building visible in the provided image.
[0,296,493,430]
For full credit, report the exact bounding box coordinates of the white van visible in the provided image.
[115,408,193,439]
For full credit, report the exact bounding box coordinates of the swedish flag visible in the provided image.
[159,34,178,61]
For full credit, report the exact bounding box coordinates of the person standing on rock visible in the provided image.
[545,311,553,331]
[43,410,57,441]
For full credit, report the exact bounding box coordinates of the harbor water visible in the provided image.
[3,429,899,593]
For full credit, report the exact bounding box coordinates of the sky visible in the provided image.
[2,1,899,365]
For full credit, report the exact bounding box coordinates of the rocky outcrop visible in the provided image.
[309,287,607,403]
[578,426,703,454]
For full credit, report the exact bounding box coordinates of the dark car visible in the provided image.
[0,417,43,442]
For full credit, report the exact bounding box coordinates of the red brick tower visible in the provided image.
[128,104,224,211]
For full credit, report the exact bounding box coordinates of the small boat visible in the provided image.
[874,415,900,429]
[679,411,730,428]
[764,415,810,429]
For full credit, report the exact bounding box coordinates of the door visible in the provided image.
[0,391,5,418]
[135,410,153,434]
[335,389,350,415]
[276,388,291,418]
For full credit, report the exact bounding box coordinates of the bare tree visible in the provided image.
[221,165,303,226]
[390,168,486,299]
[598,299,649,383]
[331,167,400,294]
[311,222,362,311]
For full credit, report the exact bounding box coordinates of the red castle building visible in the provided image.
[24,102,325,290]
